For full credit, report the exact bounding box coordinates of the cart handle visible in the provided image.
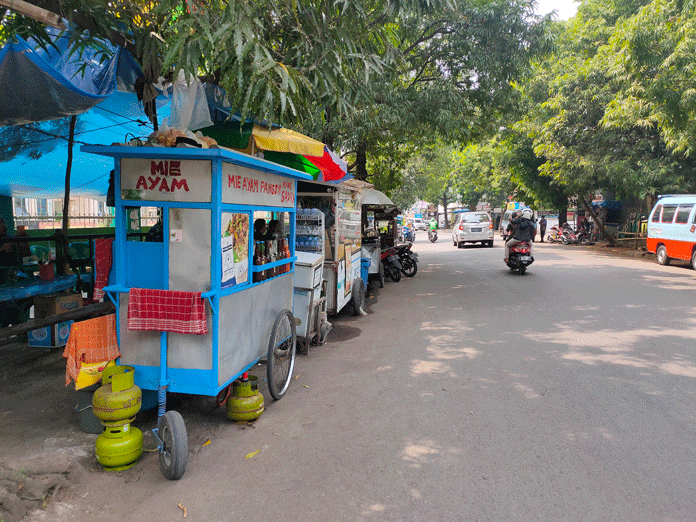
[103,285,218,315]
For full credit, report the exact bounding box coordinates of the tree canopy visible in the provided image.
[1,0,552,185]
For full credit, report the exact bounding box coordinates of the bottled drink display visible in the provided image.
[253,241,262,283]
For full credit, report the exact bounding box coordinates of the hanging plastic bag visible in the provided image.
[166,70,213,131]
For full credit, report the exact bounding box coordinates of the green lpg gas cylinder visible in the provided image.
[226,375,264,422]
[95,423,143,470]
[92,366,142,423]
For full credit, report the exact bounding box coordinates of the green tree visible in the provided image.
[513,0,696,241]
[300,0,554,182]
[603,0,696,156]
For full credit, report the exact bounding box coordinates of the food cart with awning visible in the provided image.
[360,188,398,286]
[296,178,370,316]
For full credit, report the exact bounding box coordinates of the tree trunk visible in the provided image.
[579,193,615,246]
[56,115,76,275]
[442,193,448,228]
[558,203,568,226]
[353,141,368,181]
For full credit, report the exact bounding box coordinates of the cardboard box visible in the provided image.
[28,320,73,347]
[34,292,83,318]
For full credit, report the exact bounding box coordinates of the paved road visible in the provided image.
[30,236,696,522]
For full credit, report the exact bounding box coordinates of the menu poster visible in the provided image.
[221,213,249,287]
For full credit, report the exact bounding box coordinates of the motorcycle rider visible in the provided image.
[428,217,438,240]
[504,208,534,264]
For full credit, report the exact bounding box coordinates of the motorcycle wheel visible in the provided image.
[547,235,555,243]
[387,263,402,282]
[519,266,526,275]
[401,257,418,277]
[579,236,589,245]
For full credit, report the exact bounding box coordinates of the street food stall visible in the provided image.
[296,178,370,316]
[360,189,399,288]
[83,144,310,479]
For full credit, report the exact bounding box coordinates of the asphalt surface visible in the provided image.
[21,235,696,522]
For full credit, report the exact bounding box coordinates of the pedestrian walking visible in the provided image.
[539,215,547,242]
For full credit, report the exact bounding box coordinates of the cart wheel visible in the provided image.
[378,262,385,288]
[158,411,188,480]
[352,279,366,316]
[267,309,297,400]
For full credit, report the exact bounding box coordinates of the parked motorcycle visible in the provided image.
[428,229,438,243]
[575,229,591,245]
[395,243,419,277]
[505,242,534,275]
[560,223,577,245]
[547,225,562,243]
[575,222,592,245]
[381,247,403,282]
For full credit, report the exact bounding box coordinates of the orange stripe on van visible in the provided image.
[647,237,695,260]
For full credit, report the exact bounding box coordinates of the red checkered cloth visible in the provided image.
[127,288,208,335]
[92,238,113,302]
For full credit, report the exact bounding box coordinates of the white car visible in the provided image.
[413,218,427,231]
[452,212,494,247]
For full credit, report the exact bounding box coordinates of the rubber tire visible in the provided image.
[692,250,696,270]
[579,236,589,245]
[352,279,365,316]
[378,262,385,288]
[547,236,554,243]
[401,257,418,277]
[487,240,494,247]
[453,238,456,246]
[656,245,670,265]
[158,411,188,481]
[519,266,526,275]
[267,309,297,400]
[457,242,463,249]
[387,263,402,282]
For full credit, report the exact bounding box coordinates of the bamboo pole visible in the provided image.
[0,0,66,29]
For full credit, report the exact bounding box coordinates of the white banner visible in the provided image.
[222,163,295,208]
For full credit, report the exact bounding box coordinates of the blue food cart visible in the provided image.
[83,145,310,479]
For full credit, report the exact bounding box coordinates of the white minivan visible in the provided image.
[452,211,494,247]
[647,194,696,269]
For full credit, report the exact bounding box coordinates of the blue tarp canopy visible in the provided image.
[0,26,158,200]
[0,92,170,199]
[0,27,142,126]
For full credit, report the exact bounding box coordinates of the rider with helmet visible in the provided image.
[504,208,534,263]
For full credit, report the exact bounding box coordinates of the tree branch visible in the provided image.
[401,20,450,54]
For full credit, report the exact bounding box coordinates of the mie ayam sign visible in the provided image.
[121,158,212,202]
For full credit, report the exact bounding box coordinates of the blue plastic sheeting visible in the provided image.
[591,200,622,210]
[0,27,142,126]
[0,273,91,303]
[0,91,171,199]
